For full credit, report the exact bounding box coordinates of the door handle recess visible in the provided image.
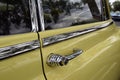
[47,50,83,67]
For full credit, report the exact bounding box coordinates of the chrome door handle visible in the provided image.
[47,50,83,67]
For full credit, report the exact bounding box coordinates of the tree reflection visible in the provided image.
[0,0,31,35]
[43,0,103,30]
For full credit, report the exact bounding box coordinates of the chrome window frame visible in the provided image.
[29,0,39,32]
[37,0,45,31]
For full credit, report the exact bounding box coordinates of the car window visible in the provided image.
[0,0,32,35]
[42,0,107,30]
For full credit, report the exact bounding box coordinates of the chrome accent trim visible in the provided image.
[37,0,45,31]
[0,40,40,60]
[47,50,83,67]
[29,0,39,32]
[43,21,113,46]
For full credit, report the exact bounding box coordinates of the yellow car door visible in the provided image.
[38,0,120,80]
[0,0,45,80]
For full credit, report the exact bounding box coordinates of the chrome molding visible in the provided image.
[0,40,40,60]
[37,0,45,31]
[43,21,113,46]
[29,0,39,32]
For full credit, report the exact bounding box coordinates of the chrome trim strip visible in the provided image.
[29,0,39,32]
[37,0,45,31]
[43,21,113,46]
[0,40,40,60]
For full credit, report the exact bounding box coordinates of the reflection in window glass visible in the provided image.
[0,0,32,35]
[43,0,106,30]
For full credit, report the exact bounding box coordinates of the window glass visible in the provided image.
[42,0,106,30]
[0,0,32,35]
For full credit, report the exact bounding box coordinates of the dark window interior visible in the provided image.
[0,0,32,35]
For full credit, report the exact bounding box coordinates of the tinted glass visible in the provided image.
[0,0,32,35]
[43,0,105,30]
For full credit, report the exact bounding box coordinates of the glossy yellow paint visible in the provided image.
[0,33,45,80]
[39,20,120,80]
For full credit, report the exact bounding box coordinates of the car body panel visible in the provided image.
[38,20,120,80]
[0,0,120,80]
[0,33,45,80]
